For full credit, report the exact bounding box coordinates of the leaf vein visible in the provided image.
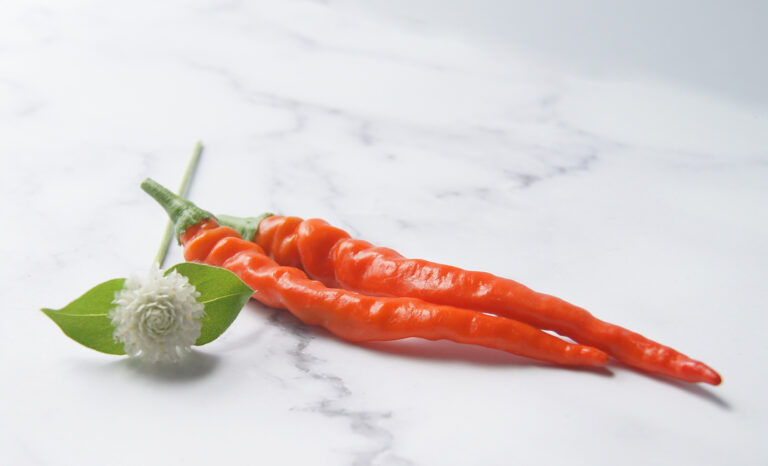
[200,292,250,304]
[50,312,109,317]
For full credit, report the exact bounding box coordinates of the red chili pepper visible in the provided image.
[218,214,721,385]
[143,179,609,367]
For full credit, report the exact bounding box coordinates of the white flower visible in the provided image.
[109,264,204,363]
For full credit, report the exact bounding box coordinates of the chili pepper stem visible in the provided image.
[153,141,205,266]
[141,177,214,244]
[217,213,274,242]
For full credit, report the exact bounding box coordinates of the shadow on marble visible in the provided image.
[257,306,730,403]
[109,350,220,383]
[253,305,613,376]
[209,321,270,352]
[608,361,732,410]
[358,338,613,376]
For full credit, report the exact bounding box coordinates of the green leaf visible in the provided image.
[167,262,253,346]
[41,278,126,355]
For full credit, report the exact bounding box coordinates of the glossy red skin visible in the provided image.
[181,219,609,367]
[255,215,721,385]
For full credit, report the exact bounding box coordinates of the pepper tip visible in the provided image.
[704,367,723,386]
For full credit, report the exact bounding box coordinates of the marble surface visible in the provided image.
[2,1,767,465]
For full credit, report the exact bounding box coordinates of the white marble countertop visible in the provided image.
[2,1,767,465]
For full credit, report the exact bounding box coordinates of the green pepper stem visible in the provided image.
[217,213,274,242]
[142,177,213,250]
[152,141,205,266]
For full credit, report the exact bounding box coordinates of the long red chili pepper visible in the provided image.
[142,179,609,367]
[218,213,722,385]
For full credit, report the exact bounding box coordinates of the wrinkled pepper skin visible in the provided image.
[251,215,721,385]
[181,219,609,367]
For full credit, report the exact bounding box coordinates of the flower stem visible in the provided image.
[154,141,204,267]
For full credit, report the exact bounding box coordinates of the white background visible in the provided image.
[1,1,766,465]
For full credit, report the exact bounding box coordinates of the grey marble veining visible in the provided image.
[1,1,767,465]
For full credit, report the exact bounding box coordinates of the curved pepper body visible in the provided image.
[182,219,608,367]
[253,215,721,385]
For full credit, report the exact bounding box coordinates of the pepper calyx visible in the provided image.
[217,213,274,242]
[141,178,215,243]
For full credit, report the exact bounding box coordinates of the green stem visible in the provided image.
[153,141,204,266]
[144,145,212,264]
[217,213,274,242]
[143,178,213,245]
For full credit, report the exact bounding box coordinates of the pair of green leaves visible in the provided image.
[41,263,254,355]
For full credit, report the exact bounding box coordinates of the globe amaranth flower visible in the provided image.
[109,264,205,363]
